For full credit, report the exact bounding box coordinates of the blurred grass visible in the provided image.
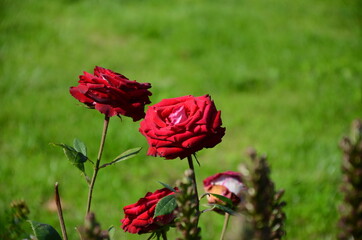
[0,0,361,239]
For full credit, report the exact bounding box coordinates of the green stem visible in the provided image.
[161,230,168,240]
[187,155,200,214]
[55,182,68,240]
[220,213,230,240]
[86,116,110,215]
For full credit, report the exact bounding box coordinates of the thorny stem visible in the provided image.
[55,182,68,240]
[86,116,110,215]
[187,155,200,217]
[220,213,230,240]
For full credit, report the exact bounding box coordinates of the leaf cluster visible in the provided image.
[53,139,141,184]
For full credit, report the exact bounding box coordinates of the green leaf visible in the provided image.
[28,220,62,240]
[209,193,234,207]
[73,138,87,156]
[213,204,237,215]
[108,226,115,240]
[157,181,177,192]
[53,143,87,173]
[113,147,142,163]
[154,195,177,218]
[100,147,142,169]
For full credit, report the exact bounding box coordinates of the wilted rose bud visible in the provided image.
[203,171,245,207]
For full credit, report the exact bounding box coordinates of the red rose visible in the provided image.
[203,171,245,207]
[121,188,176,234]
[70,66,152,121]
[139,95,225,159]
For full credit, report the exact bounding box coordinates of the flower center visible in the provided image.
[168,106,187,126]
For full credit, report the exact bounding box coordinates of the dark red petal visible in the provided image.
[181,134,207,148]
[94,103,117,117]
[212,111,223,129]
[69,86,94,104]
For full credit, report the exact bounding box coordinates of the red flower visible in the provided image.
[121,188,176,234]
[203,171,245,207]
[70,66,152,121]
[139,95,225,159]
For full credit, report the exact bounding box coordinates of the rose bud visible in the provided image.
[139,95,225,159]
[70,66,152,121]
[121,188,176,234]
[203,171,245,208]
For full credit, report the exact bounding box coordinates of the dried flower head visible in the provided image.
[174,169,201,240]
[338,119,362,240]
[238,148,286,240]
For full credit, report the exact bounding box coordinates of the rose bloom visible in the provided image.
[121,188,176,234]
[139,95,225,159]
[70,66,152,121]
[203,171,245,208]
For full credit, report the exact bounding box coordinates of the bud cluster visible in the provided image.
[338,119,362,239]
[239,149,286,240]
[173,169,201,240]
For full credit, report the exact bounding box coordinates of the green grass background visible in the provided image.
[1,0,361,239]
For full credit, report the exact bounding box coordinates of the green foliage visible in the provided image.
[53,142,88,173]
[208,193,234,208]
[99,147,142,169]
[211,204,237,216]
[154,195,177,218]
[108,226,115,240]
[157,181,177,193]
[199,193,237,215]
[73,138,87,157]
[28,221,62,240]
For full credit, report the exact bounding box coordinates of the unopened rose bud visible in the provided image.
[203,171,246,209]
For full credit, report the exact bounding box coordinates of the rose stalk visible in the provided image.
[187,155,200,215]
[220,213,230,240]
[86,115,110,214]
